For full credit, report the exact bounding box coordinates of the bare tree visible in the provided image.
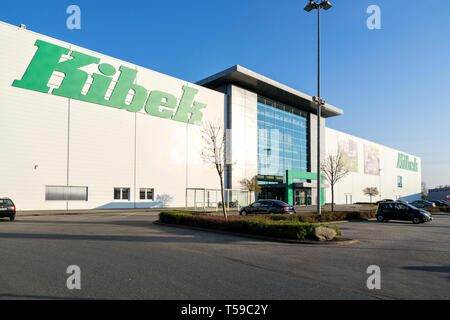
[240,177,262,204]
[363,187,379,203]
[156,194,174,208]
[321,152,349,212]
[201,121,231,221]
[421,182,428,200]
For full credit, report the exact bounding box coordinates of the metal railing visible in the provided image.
[185,188,251,211]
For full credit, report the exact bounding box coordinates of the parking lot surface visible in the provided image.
[0,211,448,300]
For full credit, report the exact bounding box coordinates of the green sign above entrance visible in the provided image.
[12,40,207,125]
[285,170,324,206]
[257,175,284,183]
[397,153,418,172]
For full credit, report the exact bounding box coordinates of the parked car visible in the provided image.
[376,201,432,224]
[239,200,296,215]
[409,200,436,208]
[0,198,16,221]
[217,200,239,208]
[433,200,450,207]
[375,199,394,205]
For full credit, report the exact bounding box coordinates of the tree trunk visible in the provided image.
[219,173,227,221]
[331,185,334,212]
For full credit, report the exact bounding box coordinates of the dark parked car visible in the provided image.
[376,199,394,205]
[376,201,432,224]
[432,200,450,207]
[0,198,16,221]
[239,200,296,215]
[409,200,435,208]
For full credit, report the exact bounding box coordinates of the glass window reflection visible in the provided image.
[257,96,310,177]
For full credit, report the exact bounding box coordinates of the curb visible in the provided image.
[429,212,450,216]
[298,218,377,224]
[16,209,162,218]
[153,221,358,245]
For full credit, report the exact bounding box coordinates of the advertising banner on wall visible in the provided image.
[338,137,358,172]
[364,144,380,176]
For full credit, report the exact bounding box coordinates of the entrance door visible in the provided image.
[260,184,285,202]
[345,194,353,205]
[294,189,311,206]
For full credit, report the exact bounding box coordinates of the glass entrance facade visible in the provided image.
[257,96,310,202]
[257,96,309,176]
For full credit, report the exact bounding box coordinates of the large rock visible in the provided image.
[313,226,337,241]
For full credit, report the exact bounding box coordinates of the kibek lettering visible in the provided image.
[397,153,418,172]
[12,40,206,125]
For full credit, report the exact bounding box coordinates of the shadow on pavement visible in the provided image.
[0,293,95,300]
[402,265,450,273]
[0,218,275,245]
[0,231,248,244]
[401,266,450,281]
[6,219,157,229]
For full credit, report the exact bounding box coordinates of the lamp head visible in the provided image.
[304,0,318,12]
[320,0,332,10]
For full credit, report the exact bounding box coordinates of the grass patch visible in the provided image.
[158,211,341,241]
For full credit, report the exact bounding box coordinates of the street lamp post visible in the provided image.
[304,0,332,215]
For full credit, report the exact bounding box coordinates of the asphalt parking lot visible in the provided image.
[0,211,448,300]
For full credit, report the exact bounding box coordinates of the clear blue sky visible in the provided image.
[1,0,449,188]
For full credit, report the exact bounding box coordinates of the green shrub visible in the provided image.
[259,210,376,223]
[333,224,342,237]
[158,211,193,224]
[158,211,340,241]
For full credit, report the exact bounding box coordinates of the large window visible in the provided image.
[45,186,88,201]
[397,176,403,188]
[257,96,309,179]
[140,188,154,200]
[114,187,130,200]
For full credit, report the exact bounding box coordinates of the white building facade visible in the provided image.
[0,22,226,210]
[325,128,421,204]
[0,21,421,210]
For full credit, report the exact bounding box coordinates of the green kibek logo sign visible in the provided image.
[397,153,418,172]
[12,40,206,125]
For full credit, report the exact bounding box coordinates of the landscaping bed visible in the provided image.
[353,202,378,206]
[158,211,342,241]
[268,210,377,223]
[427,206,450,213]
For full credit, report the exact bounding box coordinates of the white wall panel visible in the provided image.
[325,128,421,204]
[229,85,258,189]
[67,99,135,210]
[0,25,69,210]
[0,21,225,210]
